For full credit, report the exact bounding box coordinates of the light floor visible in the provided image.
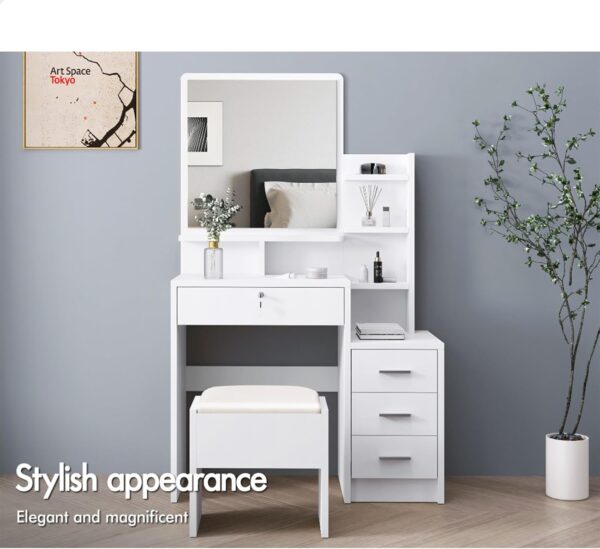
[1,475,599,547]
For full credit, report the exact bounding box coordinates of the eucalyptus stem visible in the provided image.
[191,187,241,241]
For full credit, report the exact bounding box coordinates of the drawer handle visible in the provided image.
[379,412,412,417]
[379,456,412,461]
[379,369,412,374]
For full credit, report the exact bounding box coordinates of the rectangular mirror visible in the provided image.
[185,74,341,229]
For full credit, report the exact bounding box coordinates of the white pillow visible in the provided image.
[264,181,337,228]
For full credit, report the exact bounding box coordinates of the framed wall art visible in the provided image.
[187,101,223,165]
[23,52,138,149]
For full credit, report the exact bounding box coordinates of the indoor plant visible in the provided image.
[191,188,241,279]
[472,84,600,500]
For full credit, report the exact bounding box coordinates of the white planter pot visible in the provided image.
[545,433,589,500]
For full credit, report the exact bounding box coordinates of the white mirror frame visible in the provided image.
[180,73,344,241]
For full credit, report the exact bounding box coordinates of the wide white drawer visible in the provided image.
[177,287,344,326]
[352,350,437,392]
[352,393,437,436]
[352,436,437,479]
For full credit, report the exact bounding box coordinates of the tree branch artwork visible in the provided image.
[74,52,136,148]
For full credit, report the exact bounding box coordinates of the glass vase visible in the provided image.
[204,241,223,279]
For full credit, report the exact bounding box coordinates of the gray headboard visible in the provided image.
[250,168,337,228]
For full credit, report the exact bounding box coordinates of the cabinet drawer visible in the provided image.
[352,350,437,392]
[177,287,344,326]
[352,393,437,435]
[352,436,437,479]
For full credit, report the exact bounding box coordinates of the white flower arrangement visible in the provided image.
[191,187,241,242]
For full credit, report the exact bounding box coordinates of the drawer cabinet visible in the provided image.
[350,344,443,502]
[352,393,437,436]
[352,349,437,392]
[177,287,344,326]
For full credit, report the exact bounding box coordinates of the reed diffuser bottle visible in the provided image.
[359,185,382,227]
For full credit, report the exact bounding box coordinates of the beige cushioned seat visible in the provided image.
[193,385,321,414]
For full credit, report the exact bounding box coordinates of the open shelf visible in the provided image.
[351,335,406,348]
[343,226,409,235]
[180,228,343,243]
[185,364,338,392]
[351,281,409,290]
[343,174,408,182]
[350,331,434,349]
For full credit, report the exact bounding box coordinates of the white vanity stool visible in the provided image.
[189,385,329,538]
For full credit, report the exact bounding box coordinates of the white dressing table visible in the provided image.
[172,73,444,504]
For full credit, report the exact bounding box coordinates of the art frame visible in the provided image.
[187,101,223,166]
[23,52,139,150]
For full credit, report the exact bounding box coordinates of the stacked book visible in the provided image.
[355,322,406,340]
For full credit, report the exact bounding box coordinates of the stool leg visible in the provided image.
[189,471,202,537]
[318,467,329,538]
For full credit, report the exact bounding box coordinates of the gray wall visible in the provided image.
[187,79,337,227]
[1,53,598,475]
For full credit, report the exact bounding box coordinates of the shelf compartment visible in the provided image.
[351,282,409,290]
[351,335,408,349]
[351,332,437,349]
[343,174,408,182]
[185,365,338,392]
[180,228,343,243]
[343,226,409,235]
